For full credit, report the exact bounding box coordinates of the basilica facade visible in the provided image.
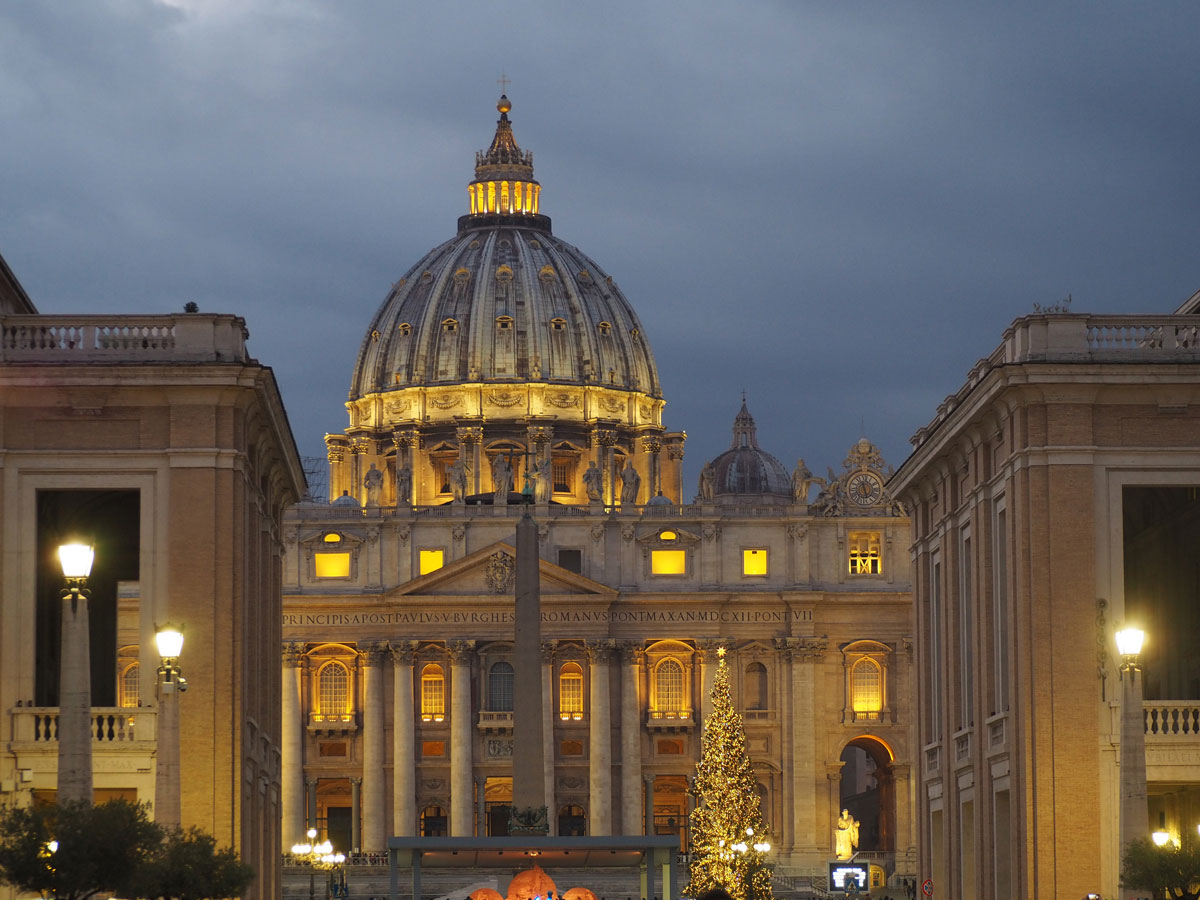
[280,98,917,880]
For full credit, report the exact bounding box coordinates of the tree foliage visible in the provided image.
[131,827,254,900]
[0,800,252,900]
[1122,835,1200,899]
[687,652,773,900]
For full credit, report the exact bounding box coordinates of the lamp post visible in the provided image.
[155,624,187,828]
[291,828,346,900]
[1117,625,1148,899]
[57,543,94,805]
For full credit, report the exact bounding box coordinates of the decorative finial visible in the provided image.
[716,646,726,659]
[498,94,511,114]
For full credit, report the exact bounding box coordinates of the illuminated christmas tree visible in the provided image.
[687,648,773,900]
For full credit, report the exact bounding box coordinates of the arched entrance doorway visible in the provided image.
[839,736,894,852]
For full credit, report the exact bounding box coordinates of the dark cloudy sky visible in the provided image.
[3,2,1198,492]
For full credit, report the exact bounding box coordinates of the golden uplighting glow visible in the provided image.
[651,549,686,575]
[419,550,445,576]
[314,552,351,578]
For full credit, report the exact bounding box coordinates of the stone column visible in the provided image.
[789,638,823,854]
[592,427,618,508]
[825,762,845,856]
[697,640,722,725]
[542,643,557,834]
[350,440,368,504]
[449,641,475,836]
[620,644,645,835]
[350,777,362,852]
[644,774,655,836]
[587,640,614,835]
[360,645,387,851]
[392,428,419,508]
[281,643,307,848]
[306,779,318,831]
[456,426,483,496]
[475,776,487,837]
[391,642,417,836]
[642,435,663,498]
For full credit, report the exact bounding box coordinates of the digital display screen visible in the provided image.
[828,863,869,892]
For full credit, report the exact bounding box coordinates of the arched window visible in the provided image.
[558,804,586,836]
[745,662,768,711]
[851,658,883,715]
[421,664,445,722]
[318,662,350,715]
[488,662,514,712]
[655,658,685,716]
[420,805,447,837]
[119,663,140,708]
[559,662,584,720]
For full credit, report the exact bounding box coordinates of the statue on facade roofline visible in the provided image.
[363,462,384,507]
[395,463,412,506]
[619,459,641,504]
[582,460,603,501]
[791,457,815,503]
[450,457,470,501]
[698,461,715,501]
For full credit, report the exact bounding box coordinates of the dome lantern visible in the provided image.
[465,95,545,225]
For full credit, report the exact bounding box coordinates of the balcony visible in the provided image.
[646,710,694,732]
[308,711,357,735]
[12,707,155,745]
[1141,703,1200,782]
[477,711,513,732]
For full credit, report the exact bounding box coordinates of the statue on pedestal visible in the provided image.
[492,454,513,504]
[583,461,604,502]
[363,463,384,507]
[395,464,412,506]
[619,460,641,505]
[449,457,469,502]
[791,458,815,503]
[834,808,860,860]
[698,461,715,501]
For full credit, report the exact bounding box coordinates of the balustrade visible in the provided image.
[1144,702,1200,740]
[11,707,156,744]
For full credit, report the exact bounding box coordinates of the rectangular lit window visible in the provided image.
[848,532,882,575]
[419,549,444,576]
[743,548,768,576]
[651,549,687,575]
[314,552,351,578]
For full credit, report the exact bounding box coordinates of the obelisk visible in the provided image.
[510,511,547,832]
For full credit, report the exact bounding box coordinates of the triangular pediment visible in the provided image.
[387,539,617,599]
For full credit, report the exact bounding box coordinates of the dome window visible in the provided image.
[550,318,567,332]
[371,329,380,342]
[528,239,541,249]
[421,271,433,282]
[399,323,412,336]
[442,319,459,334]
[496,316,513,330]
[495,264,514,283]
[578,270,592,282]
[468,239,481,250]
[499,239,511,249]
[631,327,640,337]
[453,268,471,284]
[539,265,557,282]
[598,322,612,335]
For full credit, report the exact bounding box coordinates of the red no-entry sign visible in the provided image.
[921,879,933,897]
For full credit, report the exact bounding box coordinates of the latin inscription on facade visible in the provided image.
[283,608,789,627]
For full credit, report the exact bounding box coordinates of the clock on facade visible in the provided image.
[848,471,884,507]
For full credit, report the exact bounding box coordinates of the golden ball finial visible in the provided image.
[497,94,511,114]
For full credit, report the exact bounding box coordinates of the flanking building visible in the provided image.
[890,308,1200,899]
[0,255,305,900]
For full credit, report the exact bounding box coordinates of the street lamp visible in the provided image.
[57,542,94,805]
[155,623,187,827]
[1117,625,1149,900]
[291,828,346,900]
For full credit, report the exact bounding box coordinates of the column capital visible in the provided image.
[643,773,656,787]
[448,640,476,665]
[825,761,845,781]
[456,426,484,445]
[585,639,617,664]
[283,642,306,668]
[392,427,421,449]
[350,440,369,456]
[618,642,646,665]
[641,435,662,454]
[360,642,389,667]
[541,641,557,665]
[389,641,418,666]
[777,636,828,662]
[527,425,554,446]
[695,638,729,662]
[350,776,362,787]
[591,427,618,447]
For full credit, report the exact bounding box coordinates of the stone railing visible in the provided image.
[911,314,1200,448]
[0,314,250,364]
[1145,702,1200,740]
[11,707,156,744]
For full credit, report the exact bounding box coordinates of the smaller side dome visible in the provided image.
[698,401,791,505]
[331,490,361,508]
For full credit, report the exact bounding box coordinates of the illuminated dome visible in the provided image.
[350,95,660,401]
[704,401,791,504]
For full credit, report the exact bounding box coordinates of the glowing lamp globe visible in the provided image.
[58,544,94,579]
[1152,830,1170,847]
[155,626,184,660]
[1116,627,1145,657]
